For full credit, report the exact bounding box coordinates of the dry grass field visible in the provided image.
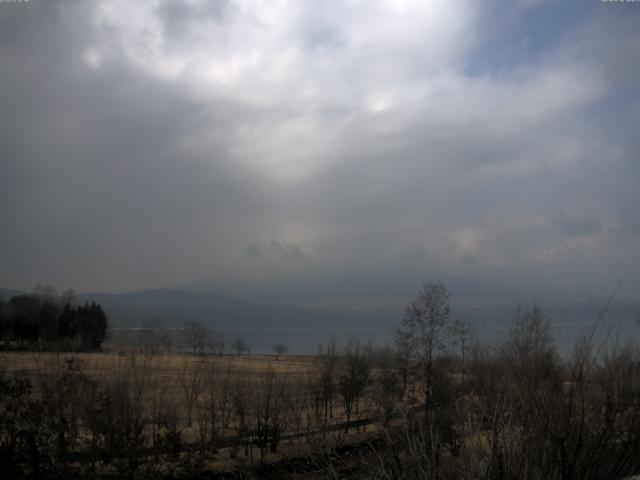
[0,350,336,429]
[0,348,402,478]
[0,350,319,380]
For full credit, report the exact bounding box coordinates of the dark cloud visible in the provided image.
[0,0,638,305]
[243,245,262,259]
[459,252,479,265]
[549,209,603,237]
[156,0,232,41]
[0,0,272,291]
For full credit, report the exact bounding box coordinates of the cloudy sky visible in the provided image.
[1,0,639,308]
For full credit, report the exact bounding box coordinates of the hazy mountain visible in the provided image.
[0,287,25,301]
[2,286,638,342]
[74,289,398,329]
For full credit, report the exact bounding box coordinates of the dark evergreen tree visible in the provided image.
[0,290,108,351]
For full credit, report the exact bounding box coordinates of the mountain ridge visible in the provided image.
[2,286,638,335]
[0,286,398,330]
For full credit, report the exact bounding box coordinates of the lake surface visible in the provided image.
[110,316,639,355]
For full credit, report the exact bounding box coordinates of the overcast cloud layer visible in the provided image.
[1,0,639,307]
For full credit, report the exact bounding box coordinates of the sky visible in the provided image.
[1,0,639,309]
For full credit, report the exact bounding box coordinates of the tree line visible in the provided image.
[136,319,282,358]
[0,285,108,351]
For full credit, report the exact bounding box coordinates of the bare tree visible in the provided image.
[178,357,204,428]
[272,343,288,360]
[394,281,456,478]
[317,340,339,425]
[370,346,403,424]
[198,358,234,446]
[492,300,640,480]
[338,338,371,430]
[159,332,173,354]
[232,338,250,356]
[230,375,253,459]
[396,282,454,408]
[503,305,559,389]
[84,351,155,476]
[209,328,226,355]
[252,369,291,460]
[136,322,161,356]
[180,320,210,354]
[450,319,471,383]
